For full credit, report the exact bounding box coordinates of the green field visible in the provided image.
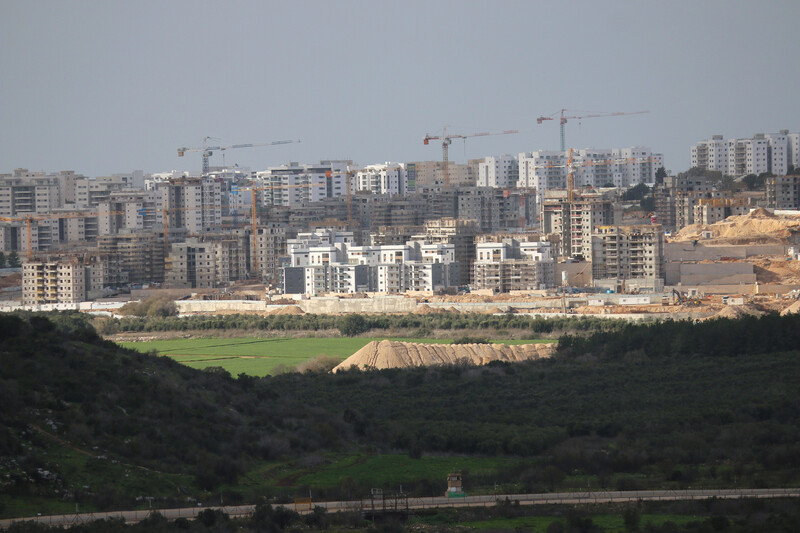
[118,337,552,376]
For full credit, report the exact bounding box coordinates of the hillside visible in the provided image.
[2,311,800,518]
[672,207,800,244]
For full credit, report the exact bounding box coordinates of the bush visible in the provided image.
[338,314,369,336]
[452,336,491,344]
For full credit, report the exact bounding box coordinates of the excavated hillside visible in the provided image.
[333,339,556,372]
[673,208,800,245]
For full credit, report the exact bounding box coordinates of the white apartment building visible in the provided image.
[477,155,518,188]
[282,229,458,294]
[354,163,408,195]
[518,147,662,192]
[473,239,555,292]
[255,161,349,207]
[690,132,800,176]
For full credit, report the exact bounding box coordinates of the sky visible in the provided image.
[1,0,799,177]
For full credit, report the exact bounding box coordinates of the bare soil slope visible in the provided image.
[333,339,555,372]
[673,208,800,244]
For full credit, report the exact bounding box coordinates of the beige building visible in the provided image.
[22,260,87,305]
[591,225,664,284]
[542,190,617,259]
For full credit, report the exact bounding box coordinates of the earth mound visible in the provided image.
[673,209,800,244]
[269,305,305,315]
[332,340,555,372]
[780,300,800,316]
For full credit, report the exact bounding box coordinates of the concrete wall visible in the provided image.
[176,300,268,313]
[665,261,756,285]
[664,243,787,261]
[297,296,418,314]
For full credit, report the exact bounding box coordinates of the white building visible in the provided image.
[282,229,458,294]
[354,163,408,195]
[517,147,662,192]
[690,132,800,176]
[254,161,349,207]
[473,239,555,292]
[477,155,518,188]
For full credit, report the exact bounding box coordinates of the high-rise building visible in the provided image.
[690,132,799,176]
[518,147,662,192]
[477,155,519,188]
[591,225,664,284]
[541,190,617,259]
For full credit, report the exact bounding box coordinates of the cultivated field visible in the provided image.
[118,337,550,376]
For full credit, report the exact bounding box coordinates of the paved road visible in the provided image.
[3,488,799,529]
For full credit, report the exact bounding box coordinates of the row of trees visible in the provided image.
[94,310,642,337]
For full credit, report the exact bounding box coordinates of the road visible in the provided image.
[2,488,798,529]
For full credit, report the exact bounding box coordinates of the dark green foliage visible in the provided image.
[451,336,491,344]
[6,251,20,268]
[338,313,370,336]
[3,311,800,517]
[118,296,178,318]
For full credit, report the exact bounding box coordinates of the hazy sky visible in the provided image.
[2,0,799,177]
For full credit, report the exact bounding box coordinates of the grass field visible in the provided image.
[118,337,552,376]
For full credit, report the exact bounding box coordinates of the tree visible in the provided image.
[338,314,369,336]
[623,505,641,532]
[7,251,20,268]
[655,166,667,184]
[0,253,6,269]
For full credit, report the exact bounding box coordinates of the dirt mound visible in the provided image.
[413,304,449,314]
[333,340,555,372]
[269,305,305,315]
[673,209,800,244]
[780,300,800,316]
[706,304,764,320]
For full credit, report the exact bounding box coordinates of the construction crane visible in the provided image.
[177,137,300,175]
[423,127,518,188]
[233,181,328,278]
[1,210,124,260]
[536,109,648,152]
[534,150,662,202]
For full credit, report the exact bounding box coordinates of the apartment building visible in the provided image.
[354,163,408,195]
[165,235,249,289]
[690,132,800,177]
[766,175,800,209]
[518,147,662,192]
[281,229,458,294]
[253,223,289,283]
[693,198,750,226]
[473,239,555,293]
[412,217,477,285]
[541,190,617,259]
[0,171,61,217]
[477,155,518,188]
[255,161,349,207]
[457,187,538,233]
[97,190,164,235]
[155,176,222,234]
[94,233,165,286]
[22,259,88,305]
[591,225,664,283]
